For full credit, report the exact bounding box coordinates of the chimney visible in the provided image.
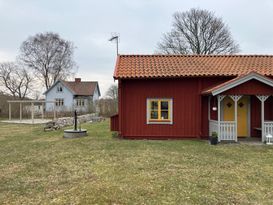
[75,78,81,83]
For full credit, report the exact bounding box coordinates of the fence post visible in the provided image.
[9,102,11,121]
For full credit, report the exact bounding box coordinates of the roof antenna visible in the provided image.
[109,33,120,55]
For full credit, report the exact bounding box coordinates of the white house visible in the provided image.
[44,78,100,113]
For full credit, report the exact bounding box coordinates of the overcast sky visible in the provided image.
[0,0,273,96]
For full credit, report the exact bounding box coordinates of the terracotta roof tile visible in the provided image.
[114,54,273,79]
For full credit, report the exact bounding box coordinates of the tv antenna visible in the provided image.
[109,33,120,55]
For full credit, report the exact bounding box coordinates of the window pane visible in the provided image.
[161,101,169,110]
[161,111,169,119]
[150,101,158,110]
[150,111,158,119]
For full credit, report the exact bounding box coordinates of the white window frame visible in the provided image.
[55,98,64,107]
[76,99,85,107]
[146,98,173,125]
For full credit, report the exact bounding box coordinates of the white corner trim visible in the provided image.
[212,73,273,96]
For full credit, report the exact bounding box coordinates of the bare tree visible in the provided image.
[157,8,239,54]
[19,32,76,90]
[98,98,118,117]
[100,84,118,115]
[0,62,32,99]
[106,84,118,101]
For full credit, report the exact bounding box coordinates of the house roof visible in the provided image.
[114,54,273,79]
[62,81,100,96]
[44,80,100,96]
[202,72,273,96]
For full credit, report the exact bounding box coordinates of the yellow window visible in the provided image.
[147,99,173,124]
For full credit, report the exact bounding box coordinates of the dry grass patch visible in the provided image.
[0,120,273,204]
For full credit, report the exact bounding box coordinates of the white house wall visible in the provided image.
[73,97,90,113]
[93,85,100,102]
[45,82,74,112]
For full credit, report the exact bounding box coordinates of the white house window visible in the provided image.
[55,98,64,107]
[76,99,85,107]
[147,98,173,124]
[57,85,63,92]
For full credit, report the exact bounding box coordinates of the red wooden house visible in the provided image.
[110,55,273,142]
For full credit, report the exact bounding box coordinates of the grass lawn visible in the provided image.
[0,120,273,204]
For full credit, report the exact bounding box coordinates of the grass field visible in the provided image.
[0,120,273,204]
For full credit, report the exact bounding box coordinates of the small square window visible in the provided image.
[76,99,85,107]
[57,86,63,92]
[147,98,173,124]
[55,98,64,107]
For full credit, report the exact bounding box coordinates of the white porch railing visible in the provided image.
[220,121,236,141]
[209,120,236,141]
[264,121,273,137]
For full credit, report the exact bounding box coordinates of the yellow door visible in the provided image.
[223,96,249,137]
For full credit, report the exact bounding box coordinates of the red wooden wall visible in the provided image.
[118,77,230,139]
[110,114,119,131]
[115,77,273,139]
[223,79,273,95]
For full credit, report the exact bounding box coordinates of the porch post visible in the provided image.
[256,95,269,142]
[261,99,265,142]
[217,95,225,142]
[230,95,242,142]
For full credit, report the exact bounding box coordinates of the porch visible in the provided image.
[204,72,273,143]
[208,95,273,142]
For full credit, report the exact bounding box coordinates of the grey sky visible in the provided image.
[0,0,273,95]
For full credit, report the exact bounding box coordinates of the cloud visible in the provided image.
[0,0,273,97]
[0,50,16,61]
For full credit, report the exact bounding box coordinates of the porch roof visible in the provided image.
[202,72,273,96]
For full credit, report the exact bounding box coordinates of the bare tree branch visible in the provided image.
[106,84,118,101]
[19,32,77,90]
[96,84,119,117]
[157,8,239,54]
[0,62,33,99]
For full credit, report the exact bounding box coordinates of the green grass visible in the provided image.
[0,120,273,204]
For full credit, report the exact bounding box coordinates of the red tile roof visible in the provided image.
[114,55,273,79]
[62,80,99,96]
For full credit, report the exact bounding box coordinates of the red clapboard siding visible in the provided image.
[110,114,119,131]
[119,77,230,139]
[223,79,273,95]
